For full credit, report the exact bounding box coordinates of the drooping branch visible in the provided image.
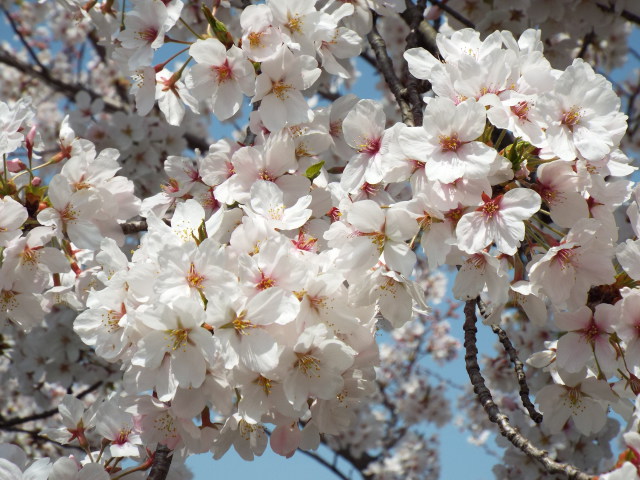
[367,15,415,126]
[0,381,103,429]
[146,444,173,480]
[475,300,543,423]
[490,324,543,423]
[463,300,594,480]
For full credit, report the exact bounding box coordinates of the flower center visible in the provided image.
[561,107,581,128]
[271,81,293,100]
[510,101,530,120]
[439,133,462,152]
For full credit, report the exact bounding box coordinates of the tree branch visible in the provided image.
[463,300,594,480]
[576,31,596,60]
[490,323,543,423]
[428,0,475,28]
[401,0,429,127]
[596,2,640,25]
[367,15,415,126]
[475,300,542,423]
[2,6,47,73]
[121,220,149,234]
[296,448,351,480]
[0,381,103,429]
[146,444,173,480]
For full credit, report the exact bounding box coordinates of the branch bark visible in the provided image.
[0,381,103,429]
[427,0,475,28]
[463,300,595,480]
[367,15,415,126]
[146,444,173,480]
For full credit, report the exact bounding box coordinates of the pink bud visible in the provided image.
[31,176,42,186]
[7,158,26,173]
[26,124,37,147]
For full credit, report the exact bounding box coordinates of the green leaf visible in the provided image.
[304,161,325,181]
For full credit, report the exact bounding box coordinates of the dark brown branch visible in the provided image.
[490,324,543,423]
[1,425,84,451]
[121,220,149,234]
[367,15,415,126]
[463,300,594,480]
[146,444,173,480]
[2,6,47,73]
[401,0,428,127]
[0,381,103,429]
[576,31,596,60]
[596,2,640,25]
[428,0,475,28]
[475,300,542,423]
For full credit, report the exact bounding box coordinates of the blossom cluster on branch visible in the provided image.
[0,0,640,479]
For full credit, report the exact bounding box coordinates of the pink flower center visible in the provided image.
[356,137,381,155]
[186,263,205,289]
[114,429,132,445]
[553,247,577,269]
[258,169,275,181]
[561,107,581,128]
[214,60,233,84]
[510,101,530,120]
[580,319,603,344]
[439,133,462,152]
[256,270,276,290]
[137,27,158,43]
[478,194,502,219]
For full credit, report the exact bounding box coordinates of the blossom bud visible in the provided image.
[6,158,26,173]
[25,124,37,156]
[31,176,41,186]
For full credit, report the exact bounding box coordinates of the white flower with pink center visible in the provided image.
[535,160,588,228]
[456,188,541,255]
[537,58,627,161]
[340,99,388,193]
[186,39,255,121]
[398,98,497,183]
[527,219,616,309]
[536,369,618,436]
[555,305,619,376]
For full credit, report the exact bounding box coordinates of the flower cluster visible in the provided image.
[1,0,640,479]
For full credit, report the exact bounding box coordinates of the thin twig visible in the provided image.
[2,6,47,72]
[0,381,103,429]
[474,299,541,423]
[595,2,640,25]
[296,449,351,480]
[490,323,543,423]
[463,300,594,480]
[428,0,475,28]
[367,15,415,126]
